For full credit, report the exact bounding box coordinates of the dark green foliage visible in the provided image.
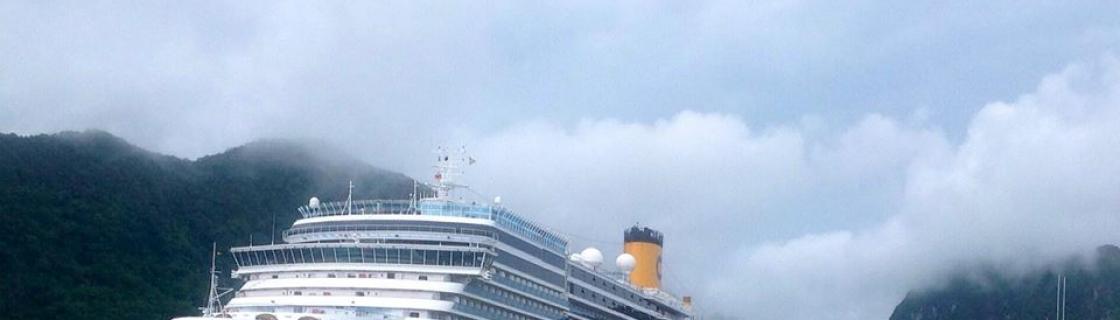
[891,245,1120,320]
[0,130,420,320]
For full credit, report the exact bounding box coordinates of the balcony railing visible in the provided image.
[283,224,496,241]
[293,199,569,254]
[230,242,494,269]
[298,200,417,218]
[490,273,569,306]
[463,283,566,319]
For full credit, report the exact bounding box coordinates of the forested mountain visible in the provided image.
[0,130,420,320]
[891,245,1120,320]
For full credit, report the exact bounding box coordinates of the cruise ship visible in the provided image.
[175,150,694,320]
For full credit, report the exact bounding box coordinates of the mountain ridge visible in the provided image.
[0,130,421,320]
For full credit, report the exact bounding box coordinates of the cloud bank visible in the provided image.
[459,56,1120,319]
[3,1,1119,163]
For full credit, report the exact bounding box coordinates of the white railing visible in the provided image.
[297,200,416,218]
[293,199,569,254]
[230,242,496,269]
[283,224,495,240]
[284,231,496,246]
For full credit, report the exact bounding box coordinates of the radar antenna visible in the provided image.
[432,146,475,199]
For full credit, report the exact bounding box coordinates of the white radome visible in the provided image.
[309,197,320,208]
[616,253,636,272]
[580,247,603,267]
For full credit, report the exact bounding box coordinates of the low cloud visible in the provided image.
[460,56,1120,319]
[4,1,1118,163]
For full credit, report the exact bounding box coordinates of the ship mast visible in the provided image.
[432,146,474,200]
[203,243,222,317]
[345,180,354,215]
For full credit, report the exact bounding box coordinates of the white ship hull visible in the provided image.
[177,153,693,320]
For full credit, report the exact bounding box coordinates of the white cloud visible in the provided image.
[4,1,1118,163]
[456,56,1120,319]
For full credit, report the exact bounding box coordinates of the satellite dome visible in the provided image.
[309,197,321,208]
[580,247,603,267]
[616,253,636,272]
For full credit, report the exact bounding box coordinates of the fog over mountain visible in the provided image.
[4,1,1120,319]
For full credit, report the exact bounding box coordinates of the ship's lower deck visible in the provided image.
[224,260,568,320]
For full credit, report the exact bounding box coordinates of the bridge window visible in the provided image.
[233,246,489,268]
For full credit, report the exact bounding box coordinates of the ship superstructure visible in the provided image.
[179,149,693,320]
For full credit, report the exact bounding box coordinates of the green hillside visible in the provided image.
[0,130,420,320]
[891,245,1120,320]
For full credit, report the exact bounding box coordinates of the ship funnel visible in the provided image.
[623,226,663,289]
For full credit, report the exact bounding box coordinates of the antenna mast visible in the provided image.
[432,146,474,200]
[270,212,276,245]
[1055,274,1067,320]
[345,180,354,215]
[204,243,222,317]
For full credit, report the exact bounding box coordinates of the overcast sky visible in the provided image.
[4,1,1120,319]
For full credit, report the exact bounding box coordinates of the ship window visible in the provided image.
[409,312,420,318]
[355,292,365,297]
[425,250,437,264]
[441,251,451,266]
[302,248,314,263]
[387,272,395,279]
[328,273,336,278]
[386,248,401,264]
[362,248,380,264]
[293,291,301,296]
[271,275,278,279]
[418,275,428,281]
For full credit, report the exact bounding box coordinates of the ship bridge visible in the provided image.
[291,198,568,255]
